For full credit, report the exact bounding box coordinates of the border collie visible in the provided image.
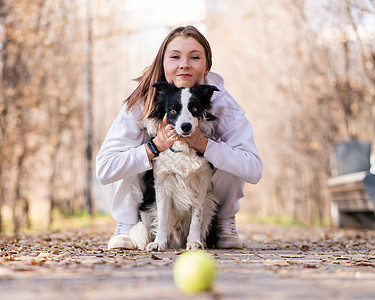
[130,82,219,251]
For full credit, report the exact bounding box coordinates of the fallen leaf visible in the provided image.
[151,254,162,260]
[37,253,52,258]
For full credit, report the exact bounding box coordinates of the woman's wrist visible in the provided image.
[151,136,167,152]
[146,138,160,157]
[145,137,165,160]
[145,142,155,160]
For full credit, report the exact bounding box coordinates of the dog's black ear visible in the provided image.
[149,100,166,120]
[192,84,220,111]
[192,84,220,97]
[204,111,217,121]
[152,82,174,94]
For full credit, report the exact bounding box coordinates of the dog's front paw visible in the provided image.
[186,241,204,250]
[146,241,167,252]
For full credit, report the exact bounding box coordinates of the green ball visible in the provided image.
[173,250,217,293]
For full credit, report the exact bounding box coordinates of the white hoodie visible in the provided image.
[96,72,263,223]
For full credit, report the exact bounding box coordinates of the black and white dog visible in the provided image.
[129,82,219,251]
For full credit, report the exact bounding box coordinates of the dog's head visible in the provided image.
[151,82,219,137]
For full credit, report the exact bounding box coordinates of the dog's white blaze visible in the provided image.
[175,88,198,136]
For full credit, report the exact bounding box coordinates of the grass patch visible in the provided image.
[48,209,112,232]
[0,209,112,235]
[237,212,331,227]
[237,212,304,227]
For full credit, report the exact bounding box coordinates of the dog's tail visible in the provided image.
[129,222,150,250]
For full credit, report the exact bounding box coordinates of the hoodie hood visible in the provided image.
[203,71,225,102]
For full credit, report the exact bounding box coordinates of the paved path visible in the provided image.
[1,219,375,299]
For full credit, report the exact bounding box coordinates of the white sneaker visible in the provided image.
[216,216,242,249]
[107,222,135,250]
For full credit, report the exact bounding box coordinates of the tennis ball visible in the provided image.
[173,250,217,293]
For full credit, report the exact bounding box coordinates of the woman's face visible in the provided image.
[163,36,209,88]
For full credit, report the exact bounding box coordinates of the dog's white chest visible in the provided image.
[153,142,210,179]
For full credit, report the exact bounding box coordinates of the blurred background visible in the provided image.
[0,0,374,233]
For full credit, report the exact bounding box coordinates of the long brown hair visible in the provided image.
[124,25,212,121]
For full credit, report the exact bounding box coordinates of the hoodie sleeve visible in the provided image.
[204,90,263,184]
[96,106,152,185]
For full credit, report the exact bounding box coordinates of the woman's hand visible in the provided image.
[152,115,178,152]
[179,123,208,154]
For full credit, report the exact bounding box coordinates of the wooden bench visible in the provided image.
[328,171,375,229]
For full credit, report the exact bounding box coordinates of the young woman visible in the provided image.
[96,25,263,250]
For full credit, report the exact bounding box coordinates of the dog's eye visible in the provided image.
[170,109,177,115]
[191,107,198,112]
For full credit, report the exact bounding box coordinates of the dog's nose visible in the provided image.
[180,122,192,133]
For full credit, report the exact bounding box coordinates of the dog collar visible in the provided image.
[169,147,183,153]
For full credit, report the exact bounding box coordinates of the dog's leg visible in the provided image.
[186,201,205,250]
[146,186,170,251]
